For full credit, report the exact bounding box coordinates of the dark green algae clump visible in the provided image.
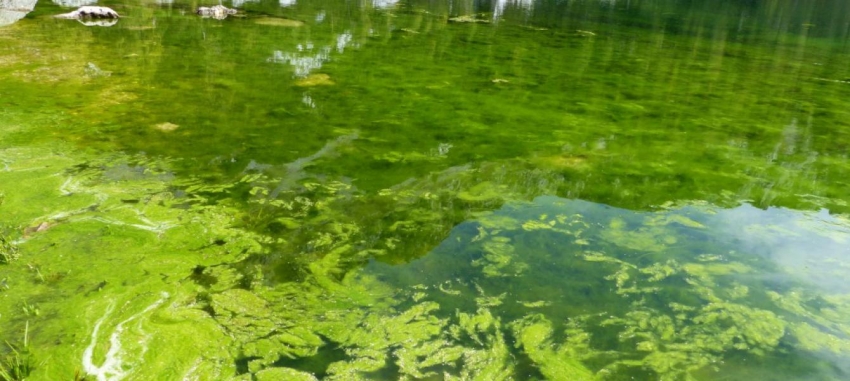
[2,139,850,380]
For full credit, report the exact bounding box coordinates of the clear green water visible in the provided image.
[2,0,850,379]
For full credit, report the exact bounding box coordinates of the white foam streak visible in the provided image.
[82,293,169,381]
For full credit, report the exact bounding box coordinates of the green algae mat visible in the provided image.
[3,0,850,379]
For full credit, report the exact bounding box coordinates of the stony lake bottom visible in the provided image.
[2,0,850,380]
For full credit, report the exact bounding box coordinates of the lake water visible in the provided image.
[2,0,850,379]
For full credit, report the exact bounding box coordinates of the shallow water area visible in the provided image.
[2,0,850,379]
[368,197,850,379]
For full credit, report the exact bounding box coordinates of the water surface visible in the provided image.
[2,0,850,379]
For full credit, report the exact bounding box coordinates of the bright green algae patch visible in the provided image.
[0,145,253,379]
[4,139,850,379]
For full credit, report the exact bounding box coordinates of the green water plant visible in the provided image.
[0,232,19,265]
[72,369,89,381]
[20,302,39,317]
[510,315,596,380]
[0,322,33,381]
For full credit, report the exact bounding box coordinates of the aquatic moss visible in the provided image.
[449,308,515,380]
[0,231,19,264]
[600,217,677,253]
[458,182,507,203]
[254,367,317,380]
[5,142,850,380]
[790,322,850,354]
[0,146,267,379]
[472,236,528,277]
[510,315,596,380]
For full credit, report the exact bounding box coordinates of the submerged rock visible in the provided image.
[153,122,179,132]
[84,62,112,78]
[196,5,236,20]
[295,73,334,87]
[54,6,119,19]
[23,221,50,237]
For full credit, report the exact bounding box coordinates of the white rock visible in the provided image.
[54,5,120,19]
[196,5,236,19]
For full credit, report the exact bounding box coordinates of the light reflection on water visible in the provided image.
[267,32,354,77]
[372,196,850,295]
[492,0,533,21]
[721,204,850,293]
[367,195,850,378]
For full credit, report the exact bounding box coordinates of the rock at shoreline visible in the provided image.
[54,6,120,20]
[197,5,237,20]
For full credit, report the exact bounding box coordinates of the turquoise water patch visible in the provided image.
[367,196,850,379]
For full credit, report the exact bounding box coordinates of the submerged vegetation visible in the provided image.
[2,0,850,379]
[0,231,18,264]
[2,139,850,379]
[0,322,32,381]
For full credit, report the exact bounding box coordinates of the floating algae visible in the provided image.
[472,236,528,277]
[510,315,595,380]
[362,195,850,379]
[4,139,850,380]
[0,145,260,379]
[3,136,850,380]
